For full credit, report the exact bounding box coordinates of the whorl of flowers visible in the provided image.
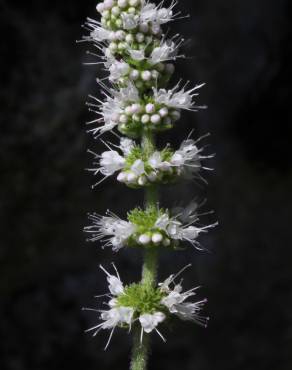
[87,135,213,188]
[84,202,217,251]
[83,264,208,349]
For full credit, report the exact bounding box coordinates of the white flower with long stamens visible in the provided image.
[140,0,180,25]
[109,60,130,81]
[87,83,140,137]
[84,213,136,251]
[119,137,135,156]
[128,49,146,62]
[170,139,209,178]
[148,152,171,172]
[159,266,209,327]
[167,204,218,250]
[153,82,206,111]
[84,18,112,42]
[100,151,126,176]
[139,312,166,342]
[86,95,121,137]
[121,13,139,30]
[83,265,134,349]
[149,38,183,65]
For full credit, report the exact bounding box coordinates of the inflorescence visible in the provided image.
[80,0,216,353]
[83,264,208,349]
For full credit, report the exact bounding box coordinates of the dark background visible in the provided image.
[1,0,291,369]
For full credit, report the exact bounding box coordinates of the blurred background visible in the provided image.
[1,0,291,369]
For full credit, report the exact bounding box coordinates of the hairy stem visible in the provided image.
[130,129,158,370]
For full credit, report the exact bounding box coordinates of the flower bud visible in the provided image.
[145,103,155,114]
[130,69,139,80]
[151,114,161,124]
[152,233,163,244]
[129,0,140,6]
[116,30,126,40]
[138,175,147,186]
[159,107,169,117]
[118,0,128,8]
[127,172,138,183]
[133,113,141,122]
[136,33,145,43]
[96,3,105,13]
[141,71,152,81]
[115,19,123,27]
[141,114,150,124]
[131,103,142,114]
[117,172,127,182]
[109,42,118,52]
[128,7,136,14]
[147,172,157,182]
[138,234,151,245]
[119,114,128,124]
[111,6,121,16]
[125,106,133,116]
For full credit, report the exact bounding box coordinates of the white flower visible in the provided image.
[120,137,135,156]
[109,60,130,81]
[100,151,126,176]
[128,48,146,61]
[139,312,166,333]
[148,152,171,171]
[121,13,139,30]
[131,159,145,176]
[154,202,217,250]
[128,39,180,65]
[84,213,136,251]
[153,82,206,111]
[83,18,112,43]
[116,83,140,103]
[171,139,202,178]
[140,1,178,25]
[83,265,135,349]
[159,267,209,327]
[170,138,214,180]
[100,264,124,296]
[86,83,139,137]
[155,213,170,230]
[150,41,178,65]
[86,95,121,137]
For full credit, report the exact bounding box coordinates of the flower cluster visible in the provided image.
[83,0,182,90]
[84,203,217,251]
[83,264,208,348]
[88,136,212,188]
[86,82,205,138]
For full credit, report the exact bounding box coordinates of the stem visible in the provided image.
[130,129,159,370]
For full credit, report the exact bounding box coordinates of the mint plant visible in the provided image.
[80,1,216,369]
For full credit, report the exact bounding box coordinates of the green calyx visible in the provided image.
[117,283,166,315]
[127,205,167,233]
[124,146,174,173]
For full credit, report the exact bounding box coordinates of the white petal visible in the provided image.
[139,312,166,333]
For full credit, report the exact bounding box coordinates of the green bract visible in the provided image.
[127,205,167,233]
[117,283,166,315]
